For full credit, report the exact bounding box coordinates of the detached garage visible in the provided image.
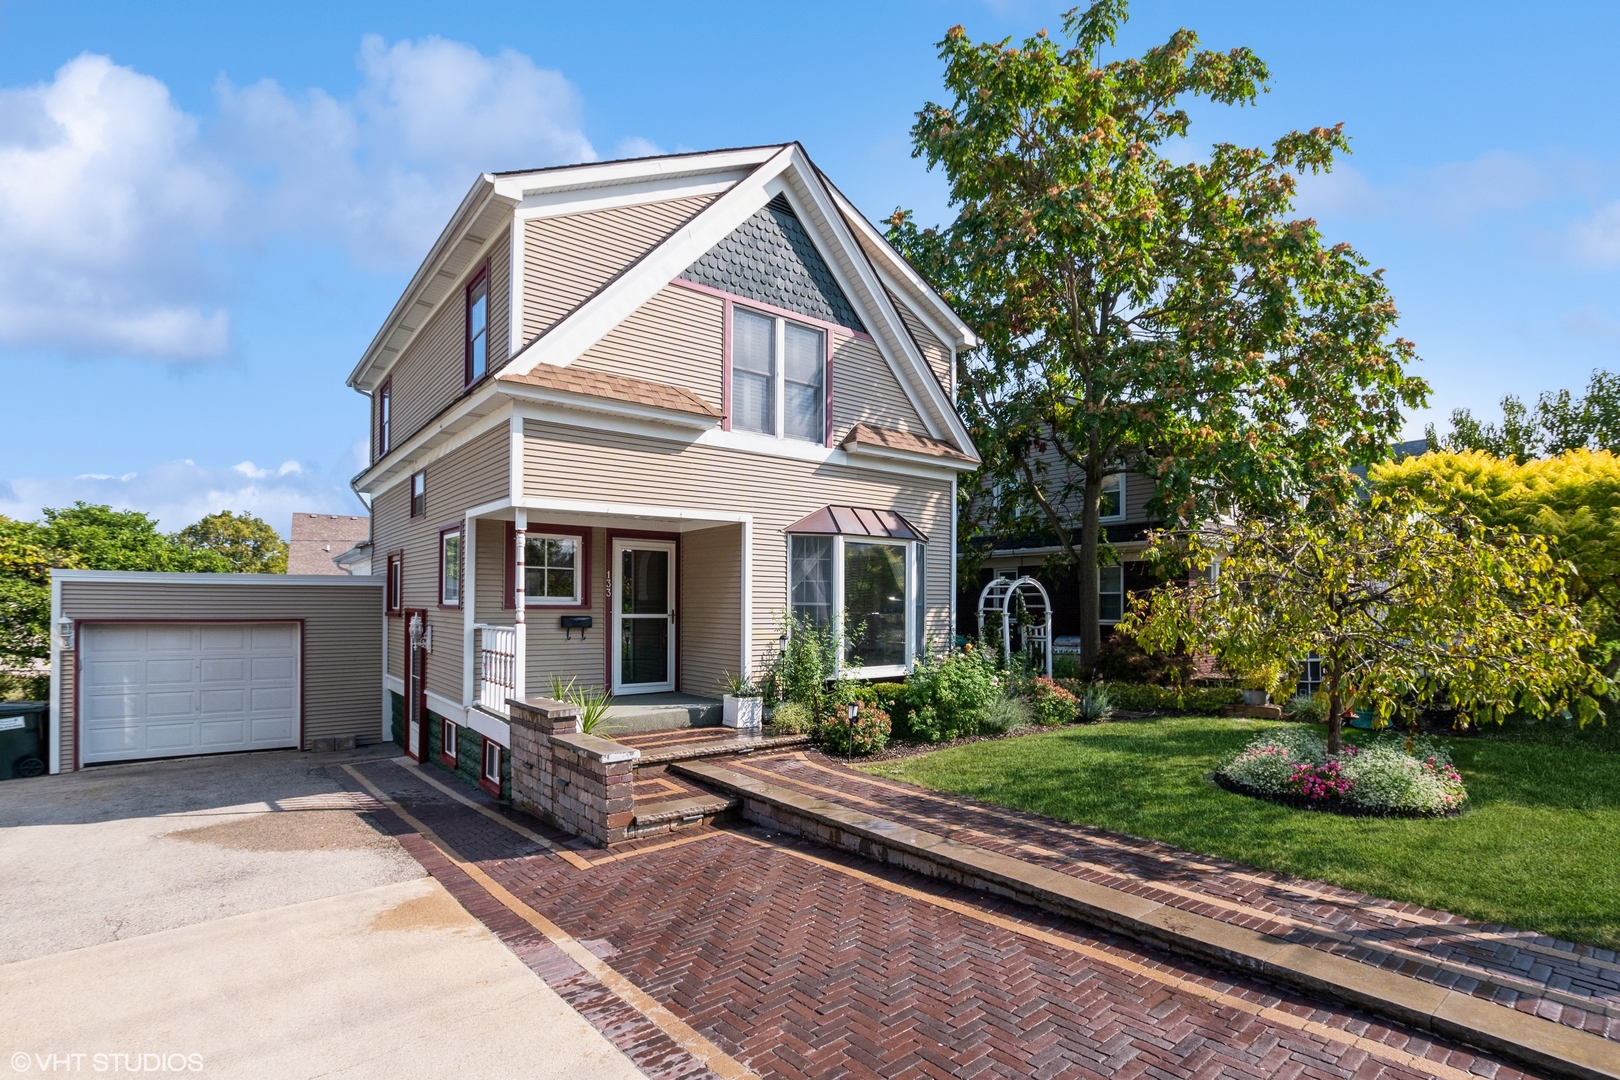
[49,571,385,773]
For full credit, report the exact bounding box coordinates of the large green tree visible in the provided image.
[176,510,288,574]
[1121,490,1603,754]
[890,2,1427,666]
[1427,369,1620,463]
[1375,448,1620,676]
[0,504,241,695]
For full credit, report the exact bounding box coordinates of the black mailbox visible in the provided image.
[560,614,592,639]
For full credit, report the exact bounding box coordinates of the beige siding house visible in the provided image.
[347,145,979,767]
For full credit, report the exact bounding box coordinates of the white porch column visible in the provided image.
[462,515,476,707]
[513,509,527,703]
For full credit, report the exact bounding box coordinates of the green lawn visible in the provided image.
[865,716,1620,948]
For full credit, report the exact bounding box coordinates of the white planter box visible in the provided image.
[1241,689,1271,707]
[723,695,763,729]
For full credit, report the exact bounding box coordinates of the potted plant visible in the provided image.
[1237,663,1288,707]
[722,672,763,730]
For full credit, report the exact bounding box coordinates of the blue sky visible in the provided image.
[1,0,1617,535]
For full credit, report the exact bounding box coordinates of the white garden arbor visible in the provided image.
[977,575,1053,679]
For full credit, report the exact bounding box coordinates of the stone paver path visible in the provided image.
[731,750,1620,1048]
[338,755,1554,1080]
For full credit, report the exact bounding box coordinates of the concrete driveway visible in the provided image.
[0,747,644,1080]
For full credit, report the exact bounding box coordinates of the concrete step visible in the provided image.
[600,697,722,735]
[631,732,812,768]
[631,793,736,828]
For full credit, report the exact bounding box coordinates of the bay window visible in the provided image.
[731,307,825,443]
[788,532,927,677]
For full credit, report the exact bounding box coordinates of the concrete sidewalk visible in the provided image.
[0,747,644,1080]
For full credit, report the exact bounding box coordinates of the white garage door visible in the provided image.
[80,623,301,765]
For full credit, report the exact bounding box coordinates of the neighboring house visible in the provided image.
[333,541,373,576]
[348,144,979,780]
[970,437,1435,655]
[965,451,1161,647]
[288,513,372,575]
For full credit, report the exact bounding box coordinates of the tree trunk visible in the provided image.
[1078,471,1103,672]
[1325,661,1344,756]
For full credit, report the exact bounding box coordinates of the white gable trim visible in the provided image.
[488,146,780,202]
[824,182,978,350]
[514,171,749,222]
[502,145,796,377]
[761,175,940,441]
[773,151,974,453]
[498,143,977,457]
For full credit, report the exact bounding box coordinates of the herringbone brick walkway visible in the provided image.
[733,750,1620,1047]
[338,756,1552,1080]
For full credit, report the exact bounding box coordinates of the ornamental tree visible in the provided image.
[890,1,1427,669]
[175,510,289,574]
[1374,448,1620,675]
[1118,489,1604,754]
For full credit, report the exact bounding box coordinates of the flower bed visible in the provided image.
[1215,728,1467,817]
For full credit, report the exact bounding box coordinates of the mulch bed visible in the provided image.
[1210,771,1465,819]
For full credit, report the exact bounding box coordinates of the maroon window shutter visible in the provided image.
[503,521,516,609]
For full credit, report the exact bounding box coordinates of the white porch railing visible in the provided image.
[474,624,517,715]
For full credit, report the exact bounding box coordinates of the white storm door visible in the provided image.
[79,623,300,765]
[611,539,676,694]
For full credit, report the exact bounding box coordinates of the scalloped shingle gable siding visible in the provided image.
[679,194,864,332]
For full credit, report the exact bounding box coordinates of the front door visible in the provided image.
[404,610,427,760]
[611,539,675,694]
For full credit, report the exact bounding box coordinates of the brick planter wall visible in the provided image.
[507,696,640,847]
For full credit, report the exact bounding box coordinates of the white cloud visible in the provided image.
[0,54,233,360]
[1296,151,1550,230]
[1565,202,1620,268]
[217,35,597,265]
[0,36,604,360]
[0,459,359,536]
[614,136,663,160]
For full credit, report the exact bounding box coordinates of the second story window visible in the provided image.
[386,553,403,614]
[410,471,425,518]
[378,381,391,457]
[465,267,488,385]
[731,307,825,443]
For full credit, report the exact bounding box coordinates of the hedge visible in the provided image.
[1055,680,1242,715]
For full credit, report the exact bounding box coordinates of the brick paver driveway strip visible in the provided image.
[342,754,1566,1080]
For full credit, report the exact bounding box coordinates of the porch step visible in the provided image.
[631,793,737,828]
[600,694,722,735]
[633,732,812,767]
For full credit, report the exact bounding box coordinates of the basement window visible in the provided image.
[439,716,458,767]
[480,737,502,797]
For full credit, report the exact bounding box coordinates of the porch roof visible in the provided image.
[784,504,926,542]
[497,366,722,419]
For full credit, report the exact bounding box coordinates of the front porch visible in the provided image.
[454,502,751,732]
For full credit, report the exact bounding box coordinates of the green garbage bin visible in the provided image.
[0,701,49,780]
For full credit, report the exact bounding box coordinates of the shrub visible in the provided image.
[1074,682,1115,723]
[1091,632,1189,685]
[820,705,891,756]
[1219,728,1327,794]
[760,613,841,718]
[1216,728,1467,815]
[1052,652,1085,679]
[977,694,1032,735]
[1340,739,1466,814]
[769,700,818,736]
[1028,678,1079,726]
[894,647,1002,742]
[1283,694,1328,723]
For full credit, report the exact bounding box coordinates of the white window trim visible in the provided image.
[1098,563,1124,626]
[789,533,923,680]
[440,528,462,607]
[523,532,584,607]
[482,738,501,784]
[1100,473,1126,523]
[733,305,825,445]
[440,716,458,762]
